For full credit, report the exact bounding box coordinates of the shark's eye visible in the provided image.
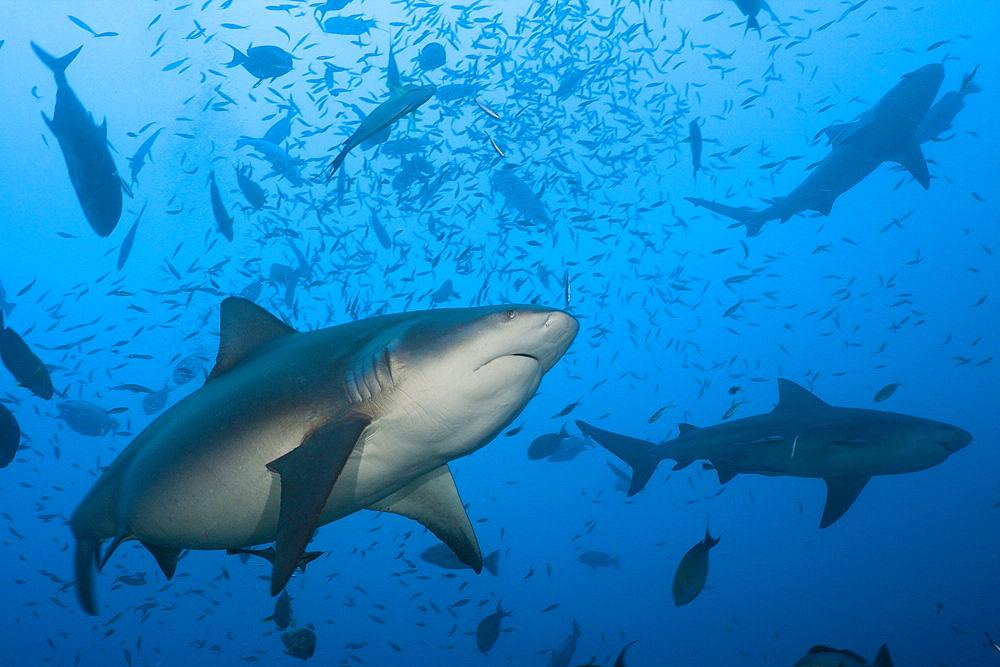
[506,309,515,319]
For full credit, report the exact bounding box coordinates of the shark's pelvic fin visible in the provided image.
[820,476,871,528]
[821,122,860,146]
[575,420,661,496]
[266,415,371,595]
[714,466,739,484]
[889,139,931,189]
[774,379,829,412]
[368,464,483,573]
[141,542,183,579]
[208,297,296,381]
[74,537,102,615]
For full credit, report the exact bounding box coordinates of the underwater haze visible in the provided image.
[0,0,998,665]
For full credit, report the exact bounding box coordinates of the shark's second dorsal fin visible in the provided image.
[774,379,828,412]
[208,297,296,381]
[677,423,699,435]
[821,122,859,146]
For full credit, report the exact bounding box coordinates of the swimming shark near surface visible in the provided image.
[685,63,946,237]
[576,379,970,529]
[71,298,578,614]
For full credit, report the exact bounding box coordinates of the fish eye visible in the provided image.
[506,309,516,319]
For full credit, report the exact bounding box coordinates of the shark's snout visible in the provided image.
[535,310,578,372]
[934,426,972,453]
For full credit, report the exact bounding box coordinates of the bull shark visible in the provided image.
[576,379,970,529]
[32,42,125,237]
[71,298,577,614]
[685,63,945,236]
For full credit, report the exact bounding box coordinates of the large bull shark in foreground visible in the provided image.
[577,379,970,528]
[71,298,578,614]
[32,43,126,237]
[686,63,946,236]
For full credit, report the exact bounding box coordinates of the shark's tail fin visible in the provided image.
[575,421,661,496]
[31,42,83,80]
[873,645,894,667]
[482,549,500,577]
[684,197,768,237]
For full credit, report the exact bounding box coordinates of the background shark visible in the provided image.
[685,63,945,236]
[576,379,970,529]
[71,298,577,614]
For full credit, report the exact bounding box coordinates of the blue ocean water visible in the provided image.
[0,1,997,665]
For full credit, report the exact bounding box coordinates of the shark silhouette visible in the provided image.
[686,63,945,236]
[71,298,577,614]
[577,379,970,528]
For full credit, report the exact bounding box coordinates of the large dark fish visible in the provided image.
[0,403,20,468]
[672,524,720,606]
[419,543,500,576]
[325,85,437,180]
[476,599,512,653]
[685,119,702,180]
[0,311,54,400]
[32,43,124,237]
[117,204,145,271]
[225,44,293,87]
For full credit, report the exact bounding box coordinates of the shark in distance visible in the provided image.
[71,298,577,614]
[685,63,945,236]
[577,379,970,528]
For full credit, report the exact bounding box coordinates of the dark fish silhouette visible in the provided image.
[225,44,294,87]
[793,644,893,667]
[32,42,124,237]
[672,524,720,606]
[0,403,20,468]
[476,599,512,653]
[0,311,54,400]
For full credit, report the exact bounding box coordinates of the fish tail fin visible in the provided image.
[684,197,768,237]
[575,421,661,496]
[873,645,893,667]
[224,43,246,68]
[324,150,349,182]
[31,42,83,78]
[74,536,103,615]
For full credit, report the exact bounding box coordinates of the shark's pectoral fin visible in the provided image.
[368,464,483,573]
[207,297,296,382]
[890,139,931,189]
[266,415,370,595]
[820,476,870,528]
[141,542,183,580]
[74,537,103,616]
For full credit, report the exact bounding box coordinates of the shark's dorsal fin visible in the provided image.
[820,476,870,528]
[677,423,699,435]
[889,138,931,190]
[208,297,296,381]
[368,464,483,573]
[774,379,828,412]
[822,122,858,146]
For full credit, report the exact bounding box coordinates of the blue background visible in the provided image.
[0,0,997,665]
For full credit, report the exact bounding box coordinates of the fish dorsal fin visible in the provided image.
[820,476,871,528]
[773,379,828,413]
[889,138,931,190]
[368,464,483,573]
[677,423,699,435]
[208,297,295,381]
